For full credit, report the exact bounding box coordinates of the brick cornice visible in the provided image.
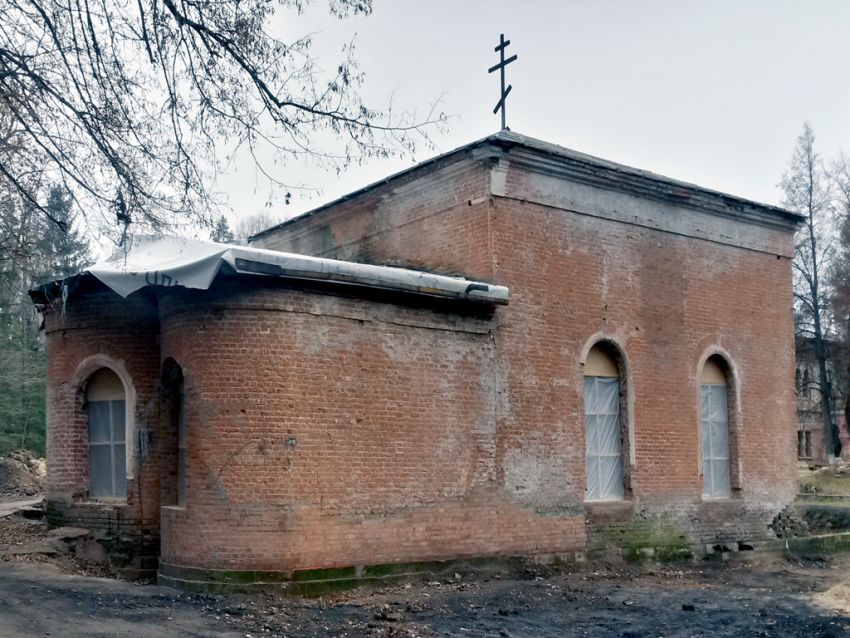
[473,134,802,233]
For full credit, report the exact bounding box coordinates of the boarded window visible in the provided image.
[87,368,127,499]
[177,379,187,506]
[584,344,624,501]
[700,357,730,499]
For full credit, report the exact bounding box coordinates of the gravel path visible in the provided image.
[0,562,245,638]
[0,497,42,519]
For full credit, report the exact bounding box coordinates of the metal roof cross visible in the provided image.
[488,34,517,130]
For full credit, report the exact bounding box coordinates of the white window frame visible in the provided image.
[701,382,731,499]
[74,355,137,482]
[584,375,624,501]
[87,398,128,500]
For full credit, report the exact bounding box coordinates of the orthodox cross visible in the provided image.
[488,34,517,130]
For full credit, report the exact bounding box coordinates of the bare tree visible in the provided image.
[831,154,850,424]
[0,0,446,239]
[782,123,841,462]
[234,211,281,245]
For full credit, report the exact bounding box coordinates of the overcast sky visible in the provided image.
[219,0,850,229]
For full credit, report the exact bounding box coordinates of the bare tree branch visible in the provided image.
[0,0,447,239]
[783,122,844,461]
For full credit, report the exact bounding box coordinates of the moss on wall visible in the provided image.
[602,520,694,563]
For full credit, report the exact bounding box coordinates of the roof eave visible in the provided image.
[251,131,803,241]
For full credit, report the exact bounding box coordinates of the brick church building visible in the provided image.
[32,131,803,589]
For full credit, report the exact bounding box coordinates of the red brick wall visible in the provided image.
[262,153,800,552]
[489,198,797,547]
[255,158,495,280]
[157,280,585,571]
[42,285,162,566]
[41,144,800,575]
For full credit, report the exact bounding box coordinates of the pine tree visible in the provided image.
[210,215,236,244]
[34,186,92,283]
[0,184,91,455]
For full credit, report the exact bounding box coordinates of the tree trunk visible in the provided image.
[806,157,841,464]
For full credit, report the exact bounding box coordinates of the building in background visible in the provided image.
[795,335,849,464]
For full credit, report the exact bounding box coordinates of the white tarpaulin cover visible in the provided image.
[85,237,510,305]
[701,383,731,498]
[584,376,624,501]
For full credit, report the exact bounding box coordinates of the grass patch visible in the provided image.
[800,469,850,496]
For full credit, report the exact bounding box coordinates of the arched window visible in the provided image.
[584,342,625,501]
[86,368,127,499]
[700,356,731,499]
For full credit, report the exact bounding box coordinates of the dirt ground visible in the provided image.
[4,482,850,637]
[236,558,850,637]
[5,472,850,637]
[0,450,45,498]
[4,512,850,638]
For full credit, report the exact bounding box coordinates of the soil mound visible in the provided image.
[0,450,45,497]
